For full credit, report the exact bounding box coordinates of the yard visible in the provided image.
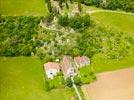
[0,0,48,16]
[48,73,64,89]
[0,57,74,100]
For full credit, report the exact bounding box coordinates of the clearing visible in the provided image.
[0,57,74,100]
[82,68,134,100]
[0,0,47,16]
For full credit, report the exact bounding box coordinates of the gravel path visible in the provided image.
[71,77,82,100]
[87,10,134,15]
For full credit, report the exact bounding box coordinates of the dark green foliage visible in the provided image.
[45,79,51,91]
[69,14,90,30]
[58,14,69,27]
[45,12,55,24]
[78,0,82,12]
[0,15,43,56]
[58,14,90,30]
[81,0,94,6]
[46,0,53,13]
[77,30,101,58]
[59,0,64,9]
[82,0,101,7]
[65,77,72,87]
[74,76,81,85]
[82,0,134,12]
[65,0,69,9]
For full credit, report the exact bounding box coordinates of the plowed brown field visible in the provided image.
[82,68,134,100]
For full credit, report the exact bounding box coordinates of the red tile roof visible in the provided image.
[44,62,60,70]
[61,56,74,76]
[74,56,90,66]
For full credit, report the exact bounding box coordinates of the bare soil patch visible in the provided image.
[82,68,134,100]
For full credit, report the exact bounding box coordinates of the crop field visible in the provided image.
[91,12,134,35]
[0,57,74,100]
[82,68,134,100]
[0,0,48,16]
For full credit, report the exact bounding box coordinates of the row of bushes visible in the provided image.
[58,14,91,30]
[82,0,134,12]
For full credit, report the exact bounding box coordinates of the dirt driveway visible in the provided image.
[82,68,134,100]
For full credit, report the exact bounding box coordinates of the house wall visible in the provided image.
[66,67,77,78]
[46,69,59,79]
[75,60,90,68]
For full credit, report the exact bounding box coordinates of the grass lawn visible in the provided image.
[91,12,134,36]
[0,0,48,16]
[48,75,64,88]
[91,53,134,73]
[0,57,74,100]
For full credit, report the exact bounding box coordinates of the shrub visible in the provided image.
[45,80,51,91]
[81,0,93,6]
[74,76,81,86]
[45,13,54,24]
[57,14,90,30]
[69,14,90,30]
[58,14,69,27]
[65,77,72,87]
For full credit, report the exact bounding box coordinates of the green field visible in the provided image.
[0,57,74,100]
[91,12,134,35]
[0,0,47,16]
[91,53,134,73]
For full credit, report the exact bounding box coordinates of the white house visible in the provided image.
[44,62,60,79]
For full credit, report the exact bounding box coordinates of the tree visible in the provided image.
[45,0,53,13]
[72,48,80,56]
[58,14,69,27]
[65,77,72,87]
[74,76,81,85]
[78,0,82,12]
[59,0,64,9]
[65,0,69,9]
